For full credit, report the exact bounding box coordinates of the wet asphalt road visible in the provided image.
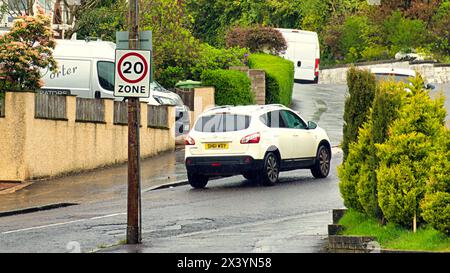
[0,82,448,253]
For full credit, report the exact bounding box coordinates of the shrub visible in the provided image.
[0,9,57,91]
[155,44,248,88]
[248,53,294,106]
[357,81,405,219]
[342,67,376,160]
[420,130,450,235]
[338,122,371,213]
[360,45,391,61]
[226,26,287,55]
[189,44,249,80]
[376,77,447,228]
[200,69,254,106]
[421,192,450,236]
[339,81,405,217]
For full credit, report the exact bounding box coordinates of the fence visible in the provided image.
[35,93,67,120]
[0,91,176,182]
[0,95,4,117]
[76,98,105,123]
[148,105,169,129]
[113,101,128,125]
[173,88,195,111]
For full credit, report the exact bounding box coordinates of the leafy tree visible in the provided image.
[383,11,429,53]
[339,15,377,62]
[137,0,202,85]
[430,1,450,59]
[186,0,304,46]
[0,9,57,91]
[75,1,125,41]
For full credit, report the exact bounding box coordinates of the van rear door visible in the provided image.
[293,42,317,81]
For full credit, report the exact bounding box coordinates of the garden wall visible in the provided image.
[319,61,450,84]
[0,92,175,182]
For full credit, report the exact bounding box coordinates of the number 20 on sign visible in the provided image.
[114,49,151,98]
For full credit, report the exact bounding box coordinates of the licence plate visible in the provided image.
[205,143,229,150]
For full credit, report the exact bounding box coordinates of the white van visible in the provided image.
[276,28,320,83]
[40,39,190,135]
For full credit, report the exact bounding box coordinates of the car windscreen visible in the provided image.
[194,114,251,132]
[374,73,413,83]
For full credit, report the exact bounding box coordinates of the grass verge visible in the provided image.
[339,209,450,252]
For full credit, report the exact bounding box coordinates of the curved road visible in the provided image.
[0,83,356,253]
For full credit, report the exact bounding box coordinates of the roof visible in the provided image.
[275,28,318,36]
[53,39,116,60]
[370,67,416,77]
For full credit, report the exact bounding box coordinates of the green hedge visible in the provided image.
[200,69,254,106]
[248,53,294,106]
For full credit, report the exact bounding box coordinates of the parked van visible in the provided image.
[40,39,190,136]
[276,28,320,83]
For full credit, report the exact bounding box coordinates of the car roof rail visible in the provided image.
[208,105,234,111]
[265,104,287,108]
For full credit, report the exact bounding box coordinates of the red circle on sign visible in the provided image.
[117,52,148,84]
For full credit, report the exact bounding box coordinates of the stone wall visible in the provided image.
[230,66,266,105]
[319,61,450,84]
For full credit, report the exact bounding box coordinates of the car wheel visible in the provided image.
[187,172,208,189]
[311,145,331,178]
[259,152,280,186]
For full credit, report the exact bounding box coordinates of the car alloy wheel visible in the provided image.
[267,154,279,183]
[319,147,330,176]
[260,152,279,186]
[311,145,331,179]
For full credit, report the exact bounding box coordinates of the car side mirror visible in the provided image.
[425,83,435,90]
[307,121,317,129]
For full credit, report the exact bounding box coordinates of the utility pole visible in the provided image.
[127,0,141,245]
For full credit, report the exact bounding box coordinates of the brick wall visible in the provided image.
[230,66,266,105]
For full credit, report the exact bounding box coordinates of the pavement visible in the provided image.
[0,82,448,253]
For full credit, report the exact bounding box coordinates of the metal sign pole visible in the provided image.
[126,0,142,245]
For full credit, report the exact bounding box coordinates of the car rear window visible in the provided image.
[194,114,251,132]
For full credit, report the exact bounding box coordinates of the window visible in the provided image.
[280,110,307,129]
[259,110,286,128]
[195,114,251,132]
[97,61,115,91]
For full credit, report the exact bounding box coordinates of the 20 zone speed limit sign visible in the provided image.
[114,49,151,98]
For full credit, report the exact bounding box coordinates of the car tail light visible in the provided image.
[184,135,195,145]
[240,132,260,144]
[314,58,320,77]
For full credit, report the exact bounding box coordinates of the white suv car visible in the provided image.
[184,104,332,188]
